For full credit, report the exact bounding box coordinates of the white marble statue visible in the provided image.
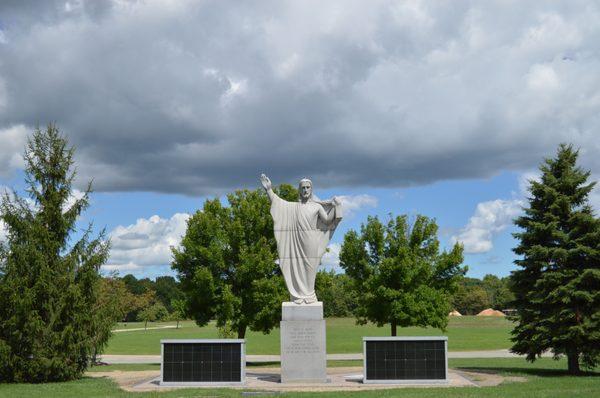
[260,174,342,304]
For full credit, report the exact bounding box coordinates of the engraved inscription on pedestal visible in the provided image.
[280,318,327,383]
[284,324,320,355]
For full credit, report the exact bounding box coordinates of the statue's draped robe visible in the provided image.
[271,194,341,303]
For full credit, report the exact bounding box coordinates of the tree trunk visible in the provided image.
[391,322,397,336]
[238,325,247,339]
[176,319,180,329]
[145,319,148,330]
[567,351,580,374]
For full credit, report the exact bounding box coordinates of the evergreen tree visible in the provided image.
[340,214,466,335]
[172,185,297,338]
[511,144,600,374]
[0,125,109,382]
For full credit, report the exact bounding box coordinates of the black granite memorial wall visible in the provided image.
[364,337,447,382]
[161,340,244,384]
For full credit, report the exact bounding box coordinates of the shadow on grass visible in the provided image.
[455,366,600,378]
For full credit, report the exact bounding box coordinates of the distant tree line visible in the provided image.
[451,275,514,315]
[99,274,185,327]
[100,270,515,322]
[317,272,514,318]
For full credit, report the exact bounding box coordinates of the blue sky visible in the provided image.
[1,1,599,280]
[86,169,548,279]
[1,167,533,280]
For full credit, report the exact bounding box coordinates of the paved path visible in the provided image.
[99,349,552,364]
[112,325,177,333]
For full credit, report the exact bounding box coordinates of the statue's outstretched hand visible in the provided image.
[260,174,272,190]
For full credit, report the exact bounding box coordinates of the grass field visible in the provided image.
[2,358,598,397]
[112,321,180,330]
[106,316,513,354]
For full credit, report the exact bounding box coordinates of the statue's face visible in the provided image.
[300,181,312,200]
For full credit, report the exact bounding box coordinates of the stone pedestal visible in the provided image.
[280,302,327,383]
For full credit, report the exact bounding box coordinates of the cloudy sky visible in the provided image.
[1,0,599,279]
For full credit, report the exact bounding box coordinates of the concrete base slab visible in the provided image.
[96,367,483,392]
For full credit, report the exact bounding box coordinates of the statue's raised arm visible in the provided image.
[260,173,275,202]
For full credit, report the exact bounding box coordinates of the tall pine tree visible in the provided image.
[0,125,109,382]
[511,144,600,374]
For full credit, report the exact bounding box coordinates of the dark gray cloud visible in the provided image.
[1,0,599,195]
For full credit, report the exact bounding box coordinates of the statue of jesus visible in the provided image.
[260,174,342,304]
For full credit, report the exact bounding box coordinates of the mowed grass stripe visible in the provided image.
[105,316,512,355]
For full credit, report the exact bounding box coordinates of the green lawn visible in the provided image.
[2,358,598,397]
[105,316,513,355]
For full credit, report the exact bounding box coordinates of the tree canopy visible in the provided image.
[315,270,357,317]
[340,214,466,335]
[510,144,600,374]
[0,125,110,382]
[171,185,297,338]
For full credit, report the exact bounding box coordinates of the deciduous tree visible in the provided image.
[481,274,514,310]
[452,283,490,315]
[155,276,184,312]
[315,270,357,317]
[172,185,297,338]
[170,299,187,329]
[137,302,168,330]
[340,214,466,335]
[91,274,130,363]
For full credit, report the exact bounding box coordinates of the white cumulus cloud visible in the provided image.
[518,170,542,196]
[321,243,341,272]
[0,185,8,242]
[62,189,86,213]
[452,199,524,254]
[104,213,190,272]
[589,174,600,214]
[0,125,28,177]
[1,2,600,194]
[338,194,378,217]
[0,220,7,243]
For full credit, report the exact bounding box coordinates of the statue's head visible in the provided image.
[298,178,313,202]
